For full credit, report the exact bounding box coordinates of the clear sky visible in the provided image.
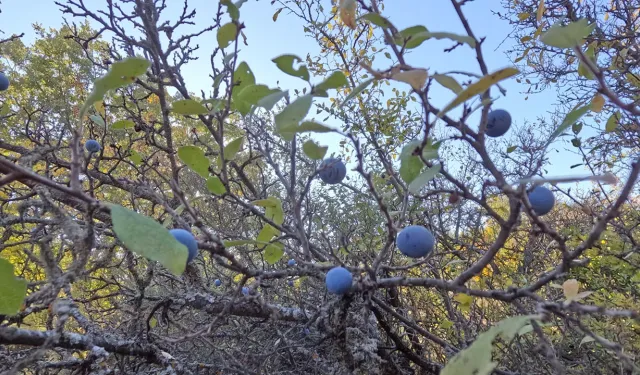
[0,0,593,187]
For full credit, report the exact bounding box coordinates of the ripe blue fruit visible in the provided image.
[214,279,222,287]
[485,109,512,137]
[169,228,198,263]
[287,259,296,266]
[318,158,346,184]
[303,327,310,335]
[0,72,9,91]
[325,266,353,295]
[287,280,294,287]
[84,139,101,153]
[396,225,435,258]
[527,185,555,216]
[242,286,250,295]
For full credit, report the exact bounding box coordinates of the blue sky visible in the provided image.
[0,0,593,187]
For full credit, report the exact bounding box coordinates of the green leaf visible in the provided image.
[303,140,328,160]
[178,146,210,178]
[224,136,244,160]
[264,243,284,265]
[415,31,476,47]
[577,44,596,79]
[399,141,424,184]
[359,13,392,28]
[254,197,285,225]
[232,62,256,95]
[394,25,429,49]
[129,150,142,166]
[547,105,590,145]
[112,119,134,130]
[206,176,226,195]
[222,0,240,21]
[340,78,374,107]
[438,67,519,117]
[506,145,517,153]
[605,112,620,133]
[540,19,595,48]
[257,224,280,243]
[109,204,189,275]
[234,84,278,115]
[217,23,238,49]
[0,258,27,315]
[89,115,105,126]
[433,74,463,93]
[272,54,310,81]
[441,315,540,375]
[280,121,334,139]
[408,164,441,194]
[172,99,209,115]
[275,94,313,140]
[256,90,287,111]
[316,71,349,91]
[80,57,150,121]
[163,204,185,228]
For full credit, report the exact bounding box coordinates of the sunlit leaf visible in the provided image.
[591,94,605,112]
[112,119,134,130]
[338,0,357,30]
[359,13,392,28]
[316,71,349,92]
[438,67,519,116]
[109,204,188,275]
[605,112,620,132]
[536,0,545,21]
[441,315,540,375]
[264,243,285,265]
[0,259,27,315]
[172,99,209,115]
[224,136,244,160]
[391,69,428,91]
[206,176,226,195]
[217,23,238,49]
[540,19,595,48]
[178,146,210,178]
[562,279,579,299]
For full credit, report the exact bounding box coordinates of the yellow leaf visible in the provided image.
[454,293,473,305]
[604,12,609,21]
[391,69,428,91]
[94,101,106,117]
[536,0,545,22]
[518,12,530,21]
[339,0,357,30]
[591,94,605,112]
[562,279,579,299]
[438,67,519,116]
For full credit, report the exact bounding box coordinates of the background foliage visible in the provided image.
[0,0,638,374]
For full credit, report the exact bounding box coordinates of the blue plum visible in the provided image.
[169,228,199,263]
[287,259,296,266]
[242,286,250,295]
[485,109,512,137]
[527,186,555,216]
[84,139,101,153]
[0,72,9,91]
[214,279,222,287]
[325,266,352,295]
[318,158,346,184]
[396,225,435,258]
[303,327,310,335]
[288,279,294,287]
